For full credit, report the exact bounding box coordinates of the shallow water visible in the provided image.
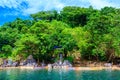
[0,69,120,80]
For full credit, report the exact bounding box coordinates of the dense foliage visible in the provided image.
[0,6,120,63]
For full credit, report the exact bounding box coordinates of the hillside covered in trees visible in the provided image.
[0,6,120,64]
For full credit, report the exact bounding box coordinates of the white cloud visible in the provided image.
[81,0,120,9]
[0,0,120,16]
[23,0,64,15]
[88,0,119,9]
[0,0,23,8]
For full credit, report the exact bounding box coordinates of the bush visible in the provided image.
[0,58,3,65]
[64,56,74,63]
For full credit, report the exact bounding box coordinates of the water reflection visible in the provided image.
[0,69,120,80]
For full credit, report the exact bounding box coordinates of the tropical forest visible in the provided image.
[0,6,120,64]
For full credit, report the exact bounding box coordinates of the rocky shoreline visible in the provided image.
[0,66,120,71]
[0,55,120,71]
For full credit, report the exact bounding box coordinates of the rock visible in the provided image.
[24,55,38,67]
[48,64,52,69]
[63,60,72,67]
[27,55,33,60]
[51,60,72,69]
[104,63,112,67]
[20,61,27,66]
[2,60,7,67]
[117,64,120,67]
[7,59,13,66]
[19,55,37,67]
[26,59,36,64]
[41,62,46,67]
[12,62,19,67]
[33,63,37,66]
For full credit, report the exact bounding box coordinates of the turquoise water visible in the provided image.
[0,69,120,80]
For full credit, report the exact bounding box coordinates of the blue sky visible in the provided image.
[0,0,120,25]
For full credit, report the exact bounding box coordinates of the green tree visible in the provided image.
[31,10,58,21]
[60,6,89,27]
[13,34,39,60]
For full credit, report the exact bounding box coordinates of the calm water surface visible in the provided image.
[0,69,120,80]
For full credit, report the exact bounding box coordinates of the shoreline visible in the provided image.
[0,66,120,71]
[73,66,120,70]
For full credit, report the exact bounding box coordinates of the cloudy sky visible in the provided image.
[0,0,120,25]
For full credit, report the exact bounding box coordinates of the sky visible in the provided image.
[0,0,120,25]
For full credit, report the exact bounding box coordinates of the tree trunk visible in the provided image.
[37,58,40,65]
[107,49,114,63]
